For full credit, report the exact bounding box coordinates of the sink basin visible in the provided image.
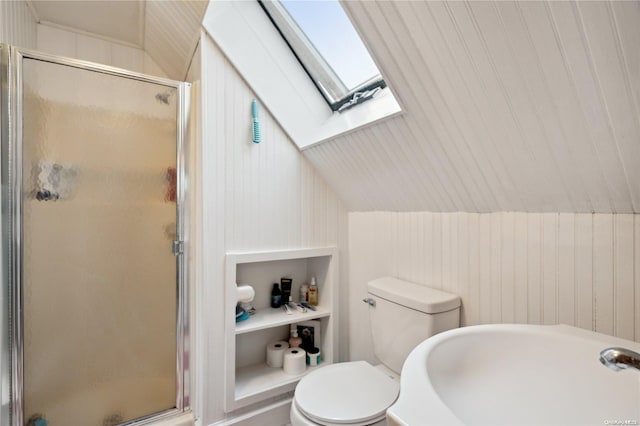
[387,324,640,426]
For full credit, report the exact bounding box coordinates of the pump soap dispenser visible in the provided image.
[289,326,302,348]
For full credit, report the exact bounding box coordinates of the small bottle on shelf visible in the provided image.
[308,276,318,306]
[289,326,302,348]
[299,283,309,303]
[271,283,282,308]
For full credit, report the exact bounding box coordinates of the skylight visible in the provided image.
[259,0,386,112]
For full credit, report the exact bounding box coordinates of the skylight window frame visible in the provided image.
[258,0,386,113]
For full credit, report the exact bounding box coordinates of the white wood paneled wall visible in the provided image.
[36,24,167,77]
[196,34,348,425]
[305,1,640,213]
[349,211,640,364]
[0,0,37,49]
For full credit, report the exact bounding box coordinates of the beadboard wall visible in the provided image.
[36,24,167,78]
[0,1,37,49]
[304,1,640,213]
[0,11,167,78]
[197,33,348,425]
[349,211,640,364]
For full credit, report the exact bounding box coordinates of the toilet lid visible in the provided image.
[295,361,399,425]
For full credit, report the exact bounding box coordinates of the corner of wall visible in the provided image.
[0,1,38,49]
[35,23,169,78]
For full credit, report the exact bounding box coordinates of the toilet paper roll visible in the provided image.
[266,341,289,368]
[236,285,255,303]
[283,348,306,375]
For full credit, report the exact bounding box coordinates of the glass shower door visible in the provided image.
[14,54,186,426]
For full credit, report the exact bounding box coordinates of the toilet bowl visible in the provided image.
[290,362,398,426]
[290,277,461,426]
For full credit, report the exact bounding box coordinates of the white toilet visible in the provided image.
[290,276,461,426]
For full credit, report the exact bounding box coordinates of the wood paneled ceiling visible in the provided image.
[304,1,640,213]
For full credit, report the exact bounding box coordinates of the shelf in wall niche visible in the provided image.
[235,362,328,402]
[226,247,337,263]
[235,306,331,335]
[225,246,338,412]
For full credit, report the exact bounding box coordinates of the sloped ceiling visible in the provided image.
[144,0,207,79]
[28,0,207,80]
[304,1,640,213]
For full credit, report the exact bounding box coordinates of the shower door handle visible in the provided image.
[172,240,184,256]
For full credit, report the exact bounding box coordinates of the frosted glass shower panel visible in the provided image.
[21,59,178,425]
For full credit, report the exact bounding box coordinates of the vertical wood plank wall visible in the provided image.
[349,212,639,364]
[199,34,348,424]
[304,1,640,214]
[0,1,37,49]
[35,25,166,78]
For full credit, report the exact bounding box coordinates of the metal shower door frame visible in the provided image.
[0,44,191,426]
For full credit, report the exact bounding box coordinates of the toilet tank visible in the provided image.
[367,277,460,374]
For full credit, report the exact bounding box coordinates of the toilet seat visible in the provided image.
[294,361,399,425]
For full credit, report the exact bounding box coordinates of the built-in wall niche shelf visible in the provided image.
[235,360,328,402]
[235,305,331,335]
[224,247,339,412]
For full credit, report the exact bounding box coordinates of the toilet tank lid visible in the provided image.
[367,277,460,314]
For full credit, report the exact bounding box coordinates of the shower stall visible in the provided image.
[0,45,191,425]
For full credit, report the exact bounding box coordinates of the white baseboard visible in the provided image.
[210,397,292,426]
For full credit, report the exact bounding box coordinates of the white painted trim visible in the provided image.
[210,398,292,426]
[300,91,404,151]
[226,247,337,264]
[25,0,40,23]
[180,29,207,83]
[202,0,402,150]
[224,247,338,411]
[182,39,201,82]
[138,0,146,49]
[187,67,203,424]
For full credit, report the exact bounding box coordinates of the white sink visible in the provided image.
[387,324,640,426]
